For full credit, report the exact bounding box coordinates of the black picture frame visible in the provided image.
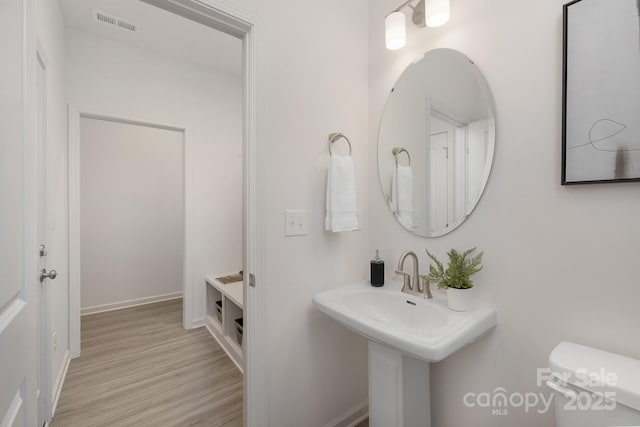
[562,0,640,185]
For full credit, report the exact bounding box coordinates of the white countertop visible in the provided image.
[205,273,244,308]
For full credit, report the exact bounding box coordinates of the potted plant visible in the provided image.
[426,247,483,311]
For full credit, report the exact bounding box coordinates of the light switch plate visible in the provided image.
[285,210,308,237]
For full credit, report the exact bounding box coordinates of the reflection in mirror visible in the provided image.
[378,48,496,237]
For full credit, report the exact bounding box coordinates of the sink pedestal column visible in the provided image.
[368,341,431,427]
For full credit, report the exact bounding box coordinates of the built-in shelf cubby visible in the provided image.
[205,273,243,372]
[206,285,223,332]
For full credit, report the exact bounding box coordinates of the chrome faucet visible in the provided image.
[395,250,433,299]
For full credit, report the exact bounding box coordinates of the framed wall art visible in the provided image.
[562,0,640,184]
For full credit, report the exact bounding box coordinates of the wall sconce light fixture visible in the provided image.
[425,0,450,27]
[385,11,407,50]
[385,0,450,50]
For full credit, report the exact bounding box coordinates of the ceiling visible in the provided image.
[58,0,242,76]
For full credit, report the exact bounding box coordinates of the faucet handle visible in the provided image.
[420,275,433,299]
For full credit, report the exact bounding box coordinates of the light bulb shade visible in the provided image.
[385,12,406,50]
[425,0,450,27]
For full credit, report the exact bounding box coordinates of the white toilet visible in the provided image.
[548,341,640,427]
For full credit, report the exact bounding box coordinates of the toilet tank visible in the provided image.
[548,342,640,427]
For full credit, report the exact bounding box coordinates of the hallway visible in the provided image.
[51,299,243,427]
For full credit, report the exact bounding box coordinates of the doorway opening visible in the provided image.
[63,0,263,425]
[77,115,186,317]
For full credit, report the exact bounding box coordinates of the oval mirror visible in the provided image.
[377,48,496,237]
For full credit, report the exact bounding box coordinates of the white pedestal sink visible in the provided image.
[313,280,497,427]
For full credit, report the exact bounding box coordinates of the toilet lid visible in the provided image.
[549,342,640,411]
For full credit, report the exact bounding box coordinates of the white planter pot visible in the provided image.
[447,287,474,311]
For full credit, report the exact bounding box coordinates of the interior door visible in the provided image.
[0,0,37,426]
[429,114,456,233]
[429,131,449,231]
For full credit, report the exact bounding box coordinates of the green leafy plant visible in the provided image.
[426,247,484,290]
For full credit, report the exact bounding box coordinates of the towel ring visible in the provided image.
[328,133,352,156]
[392,147,411,166]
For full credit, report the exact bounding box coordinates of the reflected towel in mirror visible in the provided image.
[391,165,413,228]
[325,154,359,232]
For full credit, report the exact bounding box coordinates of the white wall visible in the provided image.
[36,0,69,402]
[66,28,243,323]
[221,0,371,425]
[369,0,640,426]
[79,118,184,311]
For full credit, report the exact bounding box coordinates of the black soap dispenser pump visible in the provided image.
[371,250,384,287]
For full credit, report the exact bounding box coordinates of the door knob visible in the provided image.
[40,268,57,282]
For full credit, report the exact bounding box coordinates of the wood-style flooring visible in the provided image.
[51,299,243,427]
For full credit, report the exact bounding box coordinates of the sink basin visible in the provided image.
[313,280,497,362]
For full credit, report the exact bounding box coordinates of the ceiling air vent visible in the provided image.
[117,20,137,32]
[93,10,138,33]
[95,11,117,26]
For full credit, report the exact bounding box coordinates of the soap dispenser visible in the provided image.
[370,250,384,287]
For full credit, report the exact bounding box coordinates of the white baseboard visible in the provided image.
[324,400,368,427]
[81,292,183,316]
[192,317,205,328]
[204,322,244,374]
[51,350,71,417]
[345,412,368,427]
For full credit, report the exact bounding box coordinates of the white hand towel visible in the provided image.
[325,154,359,232]
[391,165,413,228]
